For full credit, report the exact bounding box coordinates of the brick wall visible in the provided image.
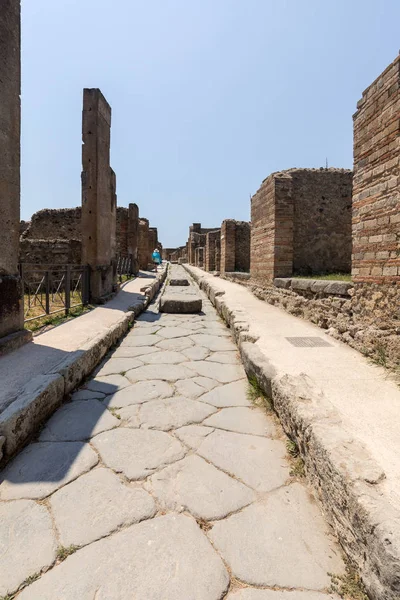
[352,55,400,284]
[20,239,82,266]
[205,230,221,271]
[221,220,250,273]
[22,208,82,240]
[251,168,352,280]
[195,247,204,268]
[138,218,150,270]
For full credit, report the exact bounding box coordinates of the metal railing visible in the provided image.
[19,264,90,323]
[116,254,135,283]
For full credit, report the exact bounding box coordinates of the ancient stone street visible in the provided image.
[0,274,343,599]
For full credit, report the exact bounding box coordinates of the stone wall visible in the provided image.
[194,247,204,268]
[19,239,82,266]
[352,55,399,287]
[251,169,352,280]
[22,208,82,241]
[0,0,24,341]
[138,218,150,270]
[205,230,221,272]
[220,219,250,273]
[188,223,220,265]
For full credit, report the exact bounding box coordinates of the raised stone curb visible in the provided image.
[184,264,400,600]
[0,269,167,466]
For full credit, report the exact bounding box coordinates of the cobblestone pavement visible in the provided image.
[0,273,343,599]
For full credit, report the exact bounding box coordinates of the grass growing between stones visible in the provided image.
[292,273,352,281]
[56,545,80,562]
[109,407,121,419]
[286,439,305,478]
[247,375,273,412]
[329,562,368,599]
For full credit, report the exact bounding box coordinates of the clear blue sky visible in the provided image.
[21,0,400,247]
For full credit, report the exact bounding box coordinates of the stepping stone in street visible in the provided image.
[139,397,217,431]
[209,484,344,590]
[146,454,255,520]
[160,294,202,314]
[18,514,229,600]
[0,442,98,500]
[125,363,193,383]
[0,500,57,597]
[175,424,215,449]
[92,428,185,480]
[203,407,277,437]
[198,380,252,408]
[50,467,156,547]
[104,380,174,408]
[196,429,289,492]
[39,400,119,442]
[190,334,236,352]
[186,361,246,384]
[169,278,189,286]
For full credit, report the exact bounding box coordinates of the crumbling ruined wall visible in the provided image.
[195,246,205,268]
[221,219,250,273]
[251,169,352,280]
[19,239,82,266]
[205,230,221,272]
[187,223,220,265]
[22,208,82,241]
[138,218,150,270]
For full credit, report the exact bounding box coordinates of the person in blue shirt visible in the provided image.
[152,248,161,271]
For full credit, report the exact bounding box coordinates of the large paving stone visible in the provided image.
[140,350,187,365]
[192,376,219,391]
[18,514,229,600]
[104,380,174,408]
[186,361,246,383]
[139,397,216,431]
[0,442,98,500]
[190,334,236,351]
[175,425,215,449]
[92,428,185,480]
[129,325,161,335]
[85,374,131,394]
[147,454,255,520]
[227,590,338,600]
[0,500,57,596]
[199,327,232,337]
[157,326,193,339]
[156,337,194,350]
[125,363,194,382]
[120,334,162,347]
[118,404,140,426]
[50,467,156,547]
[181,346,210,361]
[204,407,277,437]
[39,400,119,442]
[209,484,344,590]
[95,357,143,377]
[175,378,214,399]
[112,345,160,358]
[196,429,289,491]
[71,389,105,401]
[198,380,252,407]
[178,322,205,331]
[206,351,239,364]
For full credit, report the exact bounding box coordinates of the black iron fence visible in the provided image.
[116,254,135,283]
[19,264,90,323]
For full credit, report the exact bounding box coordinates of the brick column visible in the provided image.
[138,218,150,270]
[205,230,220,271]
[0,1,29,351]
[128,203,139,274]
[220,220,236,273]
[81,88,116,302]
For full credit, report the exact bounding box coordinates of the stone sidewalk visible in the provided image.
[0,274,342,599]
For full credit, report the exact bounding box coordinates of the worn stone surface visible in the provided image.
[158,326,193,339]
[210,484,343,589]
[197,429,289,491]
[85,374,131,394]
[157,336,194,350]
[175,378,215,398]
[95,357,143,377]
[0,442,98,500]
[121,334,162,347]
[190,333,236,351]
[204,407,277,437]
[186,361,245,383]
[182,346,210,361]
[39,400,119,441]
[92,428,185,479]
[139,397,216,431]
[228,590,337,600]
[112,345,160,358]
[198,380,252,407]
[175,424,215,448]
[126,363,193,382]
[50,467,156,547]
[71,389,106,401]
[147,454,255,520]
[160,294,203,313]
[0,500,57,596]
[104,380,174,408]
[140,350,187,364]
[18,514,229,600]
[206,351,238,364]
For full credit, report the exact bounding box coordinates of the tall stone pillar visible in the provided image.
[220,220,236,273]
[128,203,139,274]
[138,218,150,270]
[0,1,29,351]
[81,88,116,302]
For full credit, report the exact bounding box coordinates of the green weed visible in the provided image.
[246,375,273,411]
[329,562,368,599]
[56,545,79,562]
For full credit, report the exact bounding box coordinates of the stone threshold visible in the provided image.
[0,269,167,466]
[184,263,400,600]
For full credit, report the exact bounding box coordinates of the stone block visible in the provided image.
[169,278,189,286]
[273,278,292,289]
[160,294,202,313]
